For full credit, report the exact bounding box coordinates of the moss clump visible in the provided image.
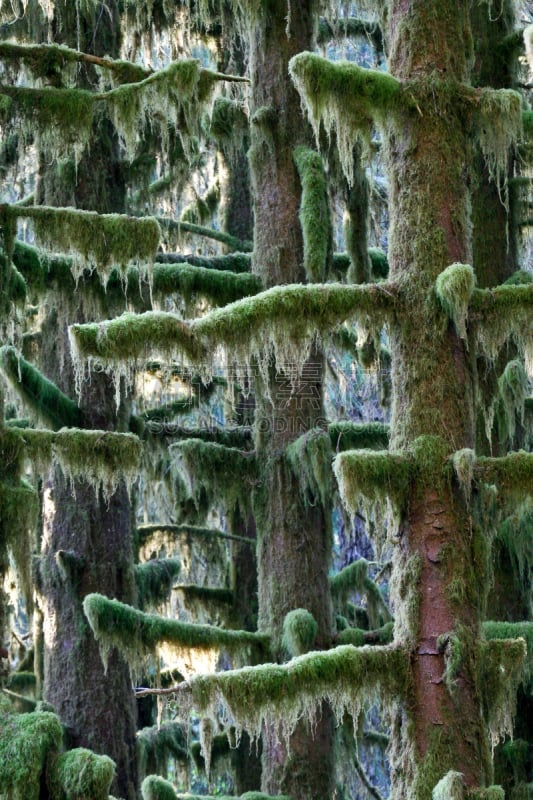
[476,88,522,189]
[333,449,412,516]
[0,346,82,430]
[12,205,160,287]
[83,593,269,672]
[135,558,181,610]
[289,52,402,183]
[141,775,178,800]
[475,452,533,497]
[170,439,258,516]
[484,621,533,689]
[432,770,465,799]
[329,422,389,452]
[478,637,526,746]
[331,560,391,628]
[48,748,115,800]
[281,609,318,657]
[0,702,63,800]
[504,270,533,286]
[293,146,330,282]
[137,722,187,779]
[435,263,476,339]
[285,428,332,508]
[152,263,260,307]
[452,448,476,499]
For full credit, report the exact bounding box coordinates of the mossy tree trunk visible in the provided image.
[247,2,334,797]
[384,2,491,796]
[34,3,138,797]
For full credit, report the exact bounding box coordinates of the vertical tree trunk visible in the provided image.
[385,3,491,796]
[247,1,334,797]
[35,3,138,796]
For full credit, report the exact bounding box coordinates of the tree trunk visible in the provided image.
[247,2,335,797]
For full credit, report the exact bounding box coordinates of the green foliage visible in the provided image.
[281,609,318,657]
[141,775,178,800]
[82,593,269,672]
[0,701,63,800]
[48,748,115,800]
[137,722,187,779]
[293,146,330,282]
[0,346,82,430]
[434,263,476,339]
[134,558,181,610]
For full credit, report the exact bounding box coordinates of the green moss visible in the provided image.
[330,560,391,629]
[135,558,181,610]
[504,270,533,286]
[333,449,412,515]
[368,248,389,280]
[289,52,402,183]
[12,205,160,286]
[293,146,330,282]
[137,722,187,779]
[497,501,533,595]
[496,359,527,443]
[152,263,260,306]
[484,621,533,688]
[478,637,526,746]
[172,644,409,767]
[0,703,63,800]
[285,428,332,508]
[452,448,476,500]
[48,748,115,800]
[470,789,505,800]
[435,263,476,339]
[141,775,178,800]
[475,451,533,497]
[159,216,253,253]
[175,795,291,800]
[170,439,258,515]
[476,88,522,188]
[137,523,253,546]
[281,609,318,657]
[83,593,269,672]
[0,346,82,430]
[155,252,252,273]
[6,671,36,694]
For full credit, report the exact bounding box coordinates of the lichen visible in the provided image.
[82,593,269,673]
[281,609,318,657]
[434,263,476,339]
[293,146,330,282]
[48,748,115,800]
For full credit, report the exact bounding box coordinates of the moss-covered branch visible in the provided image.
[334,449,412,514]
[135,644,409,765]
[83,593,269,670]
[469,283,533,362]
[328,422,389,452]
[317,17,384,51]
[0,346,82,430]
[137,722,188,778]
[155,252,252,273]
[146,424,253,449]
[484,621,533,688]
[158,216,253,253]
[475,452,533,496]
[478,637,526,746]
[9,205,160,285]
[151,263,260,306]
[135,558,181,610]
[5,426,141,498]
[285,428,332,509]
[137,523,254,546]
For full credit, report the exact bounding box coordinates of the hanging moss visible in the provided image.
[152,264,261,306]
[158,217,253,253]
[175,585,234,616]
[434,263,476,339]
[333,449,412,516]
[170,439,258,515]
[9,264,26,304]
[328,422,389,452]
[285,428,332,508]
[83,593,269,672]
[281,609,318,658]
[137,722,187,779]
[317,16,383,50]
[180,183,220,227]
[470,284,533,365]
[497,501,533,594]
[135,558,181,610]
[496,360,528,443]
[478,637,526,747]
[0,345,82,430]
[146,424,253,450]
[476,88,522,188]
[7,426,142,499]
[293,146,330,283]
[11,205,160,286]
[368,248,389,280]
[166,644,408,773]
[289,52,402,183]
[432,770,465,799]
[48,748,115,800]
[137,523,254,547]
[141,775,178,800]
[155,252,252,274]
[0,701,63,800]
[330,560,391,629]
[484,621,533,689]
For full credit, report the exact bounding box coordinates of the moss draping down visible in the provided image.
[281,609,318,657]
[83,593,269,672]
[48,747,115,800]
[0,345,82,430]
[475,451,533,497]
[484,621,533,689]
[469,284,533,364]
[155,252,252,273]
[285,428,332,508]
[435,263,476,339]
[293,146,330,282]
[478,637,526,747]
[151,263,261,306]
[137,722,187,779]
[134,558,181,610]
[333,449,412,515]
